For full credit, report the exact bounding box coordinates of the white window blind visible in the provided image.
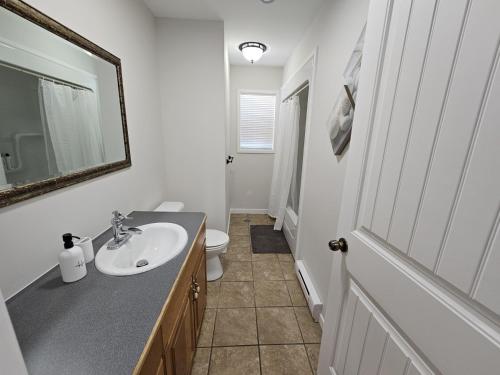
[239,93,276,152]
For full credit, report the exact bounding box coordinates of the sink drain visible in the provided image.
[136,259,149,268]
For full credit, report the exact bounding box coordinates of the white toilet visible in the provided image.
[204,229,229,281]
[154,201,229,281]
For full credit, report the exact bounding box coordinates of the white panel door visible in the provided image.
[318,0,500,374]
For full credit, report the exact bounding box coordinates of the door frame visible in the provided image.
[280,48,318,260]
[318,0,396,372]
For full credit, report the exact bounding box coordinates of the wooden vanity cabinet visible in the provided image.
[168,296,195,375]
[134,223,207,375]
[137,330,165,375]
[193,251,207,336]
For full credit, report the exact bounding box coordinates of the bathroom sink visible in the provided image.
[95,222,188,276]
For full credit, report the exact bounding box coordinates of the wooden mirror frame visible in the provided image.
[0,0,131,208]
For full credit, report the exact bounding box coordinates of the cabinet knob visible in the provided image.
[328,238,348,253]
[195,284,201,293]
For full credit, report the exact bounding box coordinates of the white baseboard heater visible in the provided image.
[295,260,322,322]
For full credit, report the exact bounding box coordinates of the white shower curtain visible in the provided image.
[0,157,8,189]
[268,95,300,230]
[39,80,105,175]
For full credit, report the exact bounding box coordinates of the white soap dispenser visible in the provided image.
[58,233,87,283]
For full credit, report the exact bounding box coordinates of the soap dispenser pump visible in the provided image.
[58,233,87,283]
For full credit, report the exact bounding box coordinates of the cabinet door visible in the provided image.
[155,357,165,375]
[193,252,207,336]
[170,297,195,375]
[137,329,165,375]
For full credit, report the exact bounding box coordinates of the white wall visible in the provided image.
[284,0,369,309]
[156,18,227,231]
[0,0,167,299]
[229,65,283,211]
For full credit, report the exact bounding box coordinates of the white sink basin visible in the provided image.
[95,222,188,276]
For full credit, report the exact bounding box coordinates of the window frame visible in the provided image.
[237,89,278,154]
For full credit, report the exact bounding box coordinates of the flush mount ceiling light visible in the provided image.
[239,42,267,64]
[259,0,275,3]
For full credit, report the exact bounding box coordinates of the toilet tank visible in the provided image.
[154,201,185,212]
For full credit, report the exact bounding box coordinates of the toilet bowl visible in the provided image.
[154,201,229,280]
[205,229,229,281]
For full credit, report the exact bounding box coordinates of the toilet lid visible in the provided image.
[206,229,229,248]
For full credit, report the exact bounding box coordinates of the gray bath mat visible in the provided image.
[250,225,291,254]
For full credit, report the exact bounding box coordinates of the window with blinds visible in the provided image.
[238,92,276,152]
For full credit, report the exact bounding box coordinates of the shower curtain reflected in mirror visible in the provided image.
[38,79,105,175]
[0,155,8,190]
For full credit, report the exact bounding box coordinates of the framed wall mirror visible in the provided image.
[0,0,131,208]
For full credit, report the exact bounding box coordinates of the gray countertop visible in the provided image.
[7,211,206,375]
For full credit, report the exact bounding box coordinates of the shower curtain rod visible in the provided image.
[282,81,309,102]
[0,61,93,92]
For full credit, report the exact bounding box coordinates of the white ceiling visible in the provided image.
[142,0,325,66]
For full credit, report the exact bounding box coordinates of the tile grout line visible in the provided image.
[206,277,220,375]
[205,310,215,374]
[305,344,316,375]
[208,343,309,348]
[283,272,297,308]
[255,306,263,374]
[249,236,263,375]
[292,307,316,375]
[284,260,320,373]
[206,342,320,350]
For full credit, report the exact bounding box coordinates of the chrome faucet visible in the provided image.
[107,211,143,250]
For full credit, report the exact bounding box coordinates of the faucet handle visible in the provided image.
[112,210,124,221]
[111,211,132,223]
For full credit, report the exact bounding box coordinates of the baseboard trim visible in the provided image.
[319,311,325,329]
[282,219,296,255]
[230,208,269,214]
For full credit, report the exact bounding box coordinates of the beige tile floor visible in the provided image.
[192,214,322,375]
